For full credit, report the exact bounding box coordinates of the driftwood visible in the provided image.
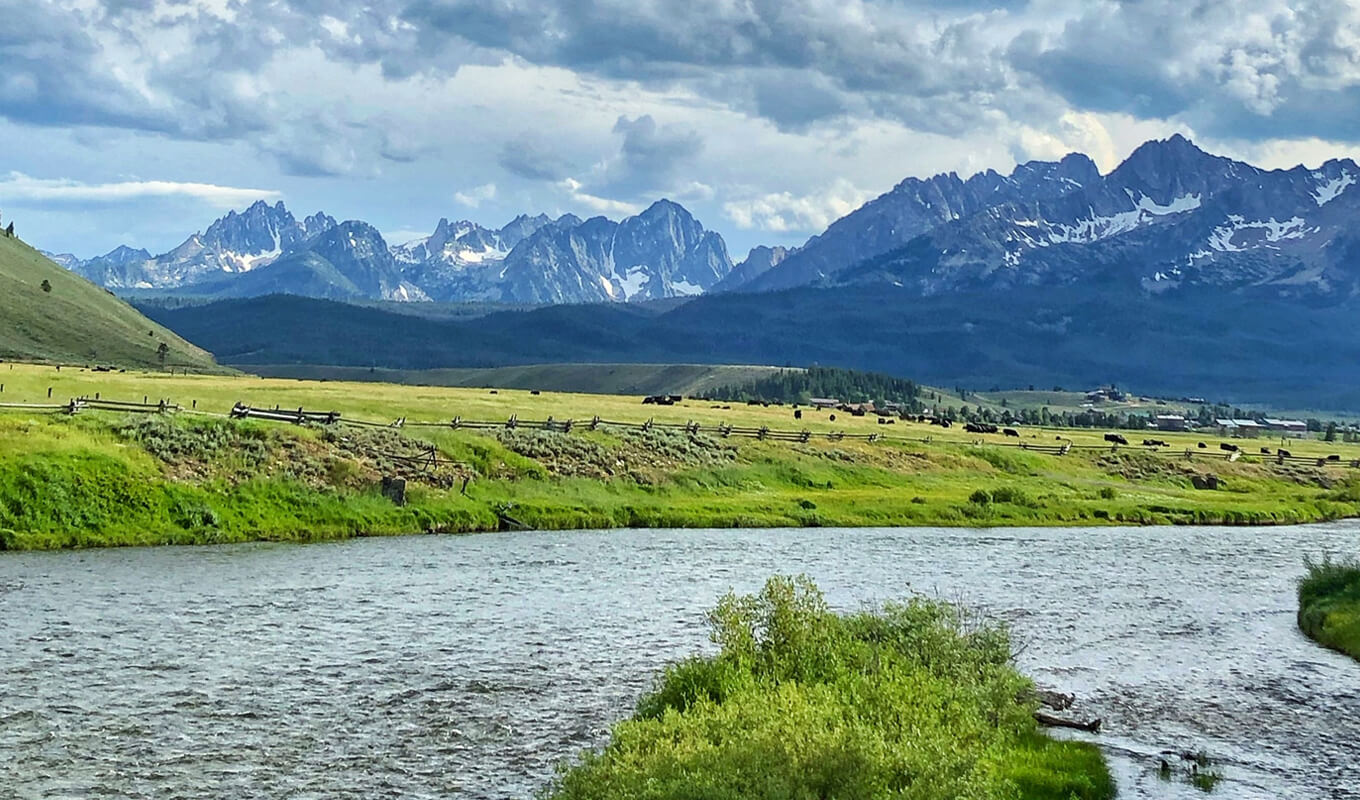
[1033,711,1101,733]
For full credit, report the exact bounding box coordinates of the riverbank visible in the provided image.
[545,576,1114,800]
[3,401,1360,549]
[1298,557,1360,662]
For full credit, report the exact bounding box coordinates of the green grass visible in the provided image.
[0,234,218,370]
[542,576,1114,800]
[1,363,1360,550]
[1298,556,1360,662]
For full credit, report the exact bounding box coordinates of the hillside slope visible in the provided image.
[0,234,217,369]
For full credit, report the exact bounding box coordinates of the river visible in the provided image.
[2,524,1358,799]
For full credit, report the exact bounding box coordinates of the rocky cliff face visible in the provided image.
[832,136,1360,300]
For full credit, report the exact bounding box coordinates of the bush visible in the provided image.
[1298,555,1360,661]
[969,488,992,505]
[1098,487,1118,500]
[992,486,1036,507]
[545,576,1113,800]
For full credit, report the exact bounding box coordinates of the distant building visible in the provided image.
[1154,414,1188,431]
[1217,418,1264,438]
[809,397,839,409]
[1263,419,1308,437]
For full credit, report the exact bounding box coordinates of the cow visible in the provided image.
[1278,449,1292,458]
[1003,428,1020,437]
[1198,442,1208,448]
[1260,447,1271,455]
[1328,454,1342,461]
[530,390,541,396]
[1220,443,1239,452]
[1104,433,1129,445]
[794,409,802,420]
[965,422,997,434]
[1142,439,1168,447]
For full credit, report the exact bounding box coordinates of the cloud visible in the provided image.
[723,179,874,233]
[454,182,497,207]
[1008,0,1360,142]
[559,178,643,217]
[0,172,281,208]
[498,137,571,181]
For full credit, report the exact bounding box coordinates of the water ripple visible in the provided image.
[2,524,1359,798]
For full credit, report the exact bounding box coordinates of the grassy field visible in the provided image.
[545,576,1114,800]
[0,234,218,370]
[250,362,792,397]
[2,362,1360,550]
[1298,557,1360,662]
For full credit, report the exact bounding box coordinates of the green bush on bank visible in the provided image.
[544,576,1114,800]
[1298,556,1360,662]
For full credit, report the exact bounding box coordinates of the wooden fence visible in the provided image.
[4,397,1358,470]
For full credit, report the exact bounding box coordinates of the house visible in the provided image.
[809,397,839,409]
[1217,418,1264,438]
[839,401,874,417]
[1154,414,1188,431]
[1263,419,1308,437]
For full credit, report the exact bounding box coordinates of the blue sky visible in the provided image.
[3,0,1359,260]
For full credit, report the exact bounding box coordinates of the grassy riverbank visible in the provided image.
[545,576,1114,800]
[2,364,1360,550]
[1298,557,1360,662]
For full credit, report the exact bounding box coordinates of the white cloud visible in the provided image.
[559,178,643,217]
[454,182,498,208]
[723,179,874,234]
[0,172,281,207]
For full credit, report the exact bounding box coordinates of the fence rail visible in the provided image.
[5,395,1358,470]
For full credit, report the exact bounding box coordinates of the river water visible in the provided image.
[2,524,1357,799]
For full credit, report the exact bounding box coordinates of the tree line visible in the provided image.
[700,367,923,407]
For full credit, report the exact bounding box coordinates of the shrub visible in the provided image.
[545,576,1113,800]
[1098,487,1118,500]
[969,488,993,505]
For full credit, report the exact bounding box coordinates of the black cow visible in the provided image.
[1328,454,1341,461]
[1260,447,1271,455]
[794,409,802,420]
[1220,443,1239,452]
[1278,449,1292,458]
[1142,439,1168,447]
[1198,442,1208,448]
[1003,428,1019,437]
[1104,433,1129,445]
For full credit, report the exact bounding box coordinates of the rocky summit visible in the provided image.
[49,136,1360,306]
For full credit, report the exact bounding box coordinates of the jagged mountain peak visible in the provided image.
[100,245,153,265]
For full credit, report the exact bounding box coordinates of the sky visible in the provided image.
[3,0,1360,260]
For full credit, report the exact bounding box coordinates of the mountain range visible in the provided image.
[49,199,738,304]
[49,135,1360,309]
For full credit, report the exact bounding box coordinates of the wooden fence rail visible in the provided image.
[8,395,1360,471]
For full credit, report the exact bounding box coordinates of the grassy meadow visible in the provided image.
[2,362,1360,549]
[545,576,1114,800]
[1298,557,1360,662]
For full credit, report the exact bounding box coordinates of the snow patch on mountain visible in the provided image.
[1313,171,1355,206]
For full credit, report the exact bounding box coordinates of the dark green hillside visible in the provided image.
[0,233,217,369]
[140,285,1360,409]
